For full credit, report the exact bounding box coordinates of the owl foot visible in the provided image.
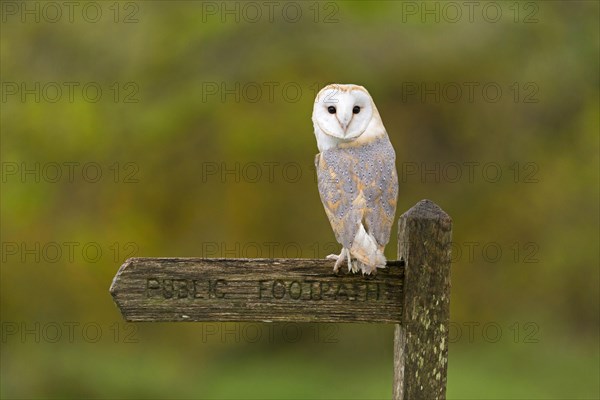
[326,253,346,273]
[360,263,376,275]
[327,248,350,273]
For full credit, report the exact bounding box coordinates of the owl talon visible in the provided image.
[333,257,345,273]
[349,260,360,274]
[328,249,350,273]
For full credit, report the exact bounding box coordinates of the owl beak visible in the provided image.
[338,115,352,134]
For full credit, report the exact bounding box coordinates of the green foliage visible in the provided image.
[1,1,598,398]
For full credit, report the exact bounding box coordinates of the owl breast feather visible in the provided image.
[315,135,398,250]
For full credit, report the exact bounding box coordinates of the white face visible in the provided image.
[312,86,374,141]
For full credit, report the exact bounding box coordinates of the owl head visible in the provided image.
[312,84,386,152]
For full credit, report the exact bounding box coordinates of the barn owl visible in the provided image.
[312,84,398,275]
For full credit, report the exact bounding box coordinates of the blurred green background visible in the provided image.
[1,1,598,399]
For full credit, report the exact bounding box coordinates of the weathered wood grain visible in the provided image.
[110,258,405,323]
[393,199,452,400]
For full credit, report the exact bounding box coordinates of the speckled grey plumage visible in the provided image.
[315,135,398,251]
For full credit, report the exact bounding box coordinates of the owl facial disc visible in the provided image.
[312,85,374,141]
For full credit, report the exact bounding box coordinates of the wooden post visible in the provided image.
[109,199,452,399]
[393,199,453,400]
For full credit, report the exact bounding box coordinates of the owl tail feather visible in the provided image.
[350,223,386,274]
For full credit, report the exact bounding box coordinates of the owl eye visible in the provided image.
[353,106,361,114]
[327,106,336,114]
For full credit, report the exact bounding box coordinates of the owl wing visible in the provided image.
[363,138,398,248]
[315,151,363,250]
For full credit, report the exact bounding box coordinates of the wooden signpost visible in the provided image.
[110,199,452,400]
